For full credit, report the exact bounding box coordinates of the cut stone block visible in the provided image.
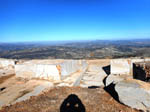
[0,59,15,69]
[111,59,132,75]
[15,60,83,81]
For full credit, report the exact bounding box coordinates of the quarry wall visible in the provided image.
[15,60,85,81]
[15,64,60,80]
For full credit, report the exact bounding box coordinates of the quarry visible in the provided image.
[0,58,150,112]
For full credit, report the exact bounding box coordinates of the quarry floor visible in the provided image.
[0,59,139,112]
[0,87,138,112]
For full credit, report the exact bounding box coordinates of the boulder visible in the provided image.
[115,79,150,111]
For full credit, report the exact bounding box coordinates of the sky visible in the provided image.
[0,0,150,42]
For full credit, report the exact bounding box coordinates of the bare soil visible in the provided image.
[0,87,139,112]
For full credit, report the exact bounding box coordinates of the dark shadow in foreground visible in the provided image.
[60,94,86,112]
[104,83,120,103]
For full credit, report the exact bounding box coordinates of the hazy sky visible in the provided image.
[0,0,150,42]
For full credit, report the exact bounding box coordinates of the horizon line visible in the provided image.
[0,38,150,44]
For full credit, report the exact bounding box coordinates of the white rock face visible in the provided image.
[111,59,132,75]
[15,60,83,81]
[73,60,88,86]
[0,59,15,68]
[35,64,61,80]
[60,60,80,77]
[15,64,60,80]
[81,60,88,71]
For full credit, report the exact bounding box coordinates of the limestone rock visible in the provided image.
[115,79,150,111]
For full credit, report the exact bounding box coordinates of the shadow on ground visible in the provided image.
[104,83,120,103]
[102,65,110,86]
[133,63,146,81]
[102,65,122,104]
[60,94,86,112]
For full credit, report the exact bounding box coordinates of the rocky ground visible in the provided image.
[0,87,138,112]
[1,59,150,112]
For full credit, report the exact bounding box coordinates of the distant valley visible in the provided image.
[0,39,150,59]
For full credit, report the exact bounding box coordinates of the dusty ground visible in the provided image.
[0,76,53,107]
[0,87,138,112]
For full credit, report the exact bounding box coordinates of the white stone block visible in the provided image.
[15,64,60,81]
[15,60,82,81]
[0,59,15,68]
[111,59,132,75]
